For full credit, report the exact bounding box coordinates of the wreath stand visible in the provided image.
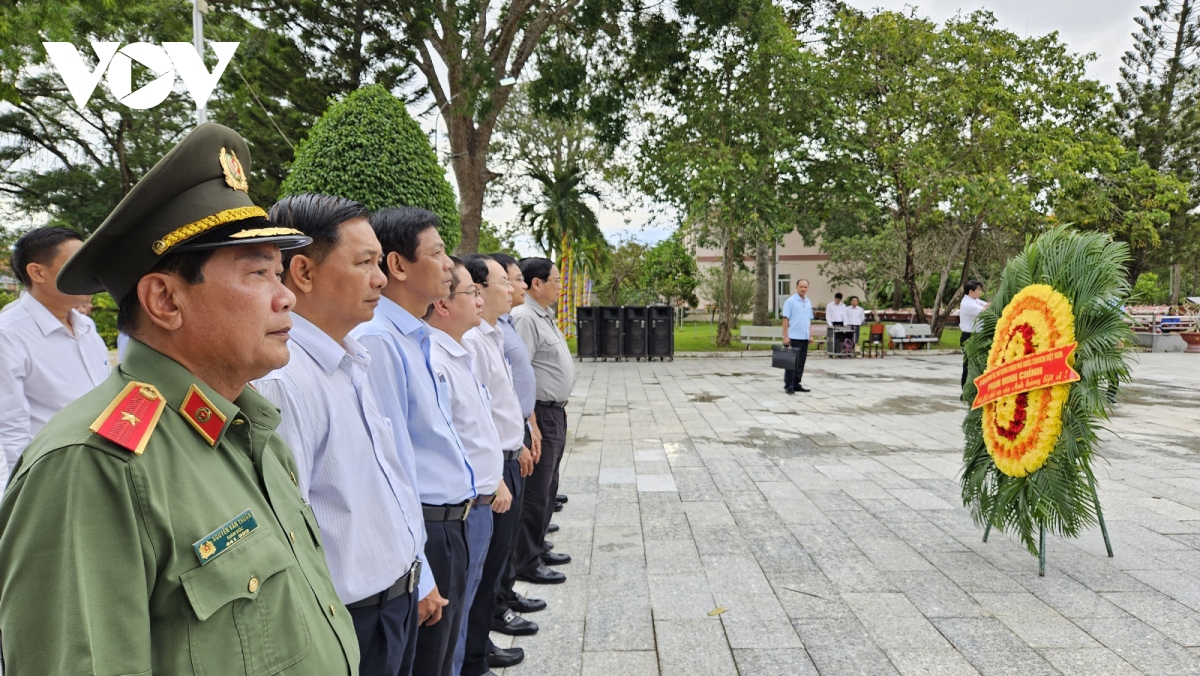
[979,473,1114,576]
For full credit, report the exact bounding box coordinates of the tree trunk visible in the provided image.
[892,277,903,310]
[1171,262,1182,306]
[716,235,734,347]
[447,116,499,254]
[752,239,770,325]
[770,241,778,318]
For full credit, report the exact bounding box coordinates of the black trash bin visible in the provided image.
[599,306,623,360]
[623,306,648,360]
[576,306,599,360]
[648,306,674,360]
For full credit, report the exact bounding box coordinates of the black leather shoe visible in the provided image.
[487,645,525,668]
[785,388,795,395]
[556,494,568,504]
[509,592,547,613]
[516,565,566,584]
[543,550,571,566]
[491,609,539,636]
[547,522,560,533]
[796,385,811,392]
[546,539,555,551]
[554,501,563,512]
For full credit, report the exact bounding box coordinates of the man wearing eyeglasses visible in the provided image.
[425,258,510,676]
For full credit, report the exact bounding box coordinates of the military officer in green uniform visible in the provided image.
[0,123,360,675]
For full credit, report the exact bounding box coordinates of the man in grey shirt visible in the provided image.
[510,257,575,584]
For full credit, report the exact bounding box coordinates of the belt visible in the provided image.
[473,493,497,507]
[423,500,472,522]
[504,448,521,461]
[345,560,421,609]
[536,400,568,409]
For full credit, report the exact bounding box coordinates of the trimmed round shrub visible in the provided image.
[280,85,461,251]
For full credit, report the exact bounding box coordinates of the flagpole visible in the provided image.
[193,0,207,125]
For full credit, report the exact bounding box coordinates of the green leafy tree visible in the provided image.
[1115,0,1200,295]
[594,238,647,305]
[640,235,698,307]
[815,9,1185,337]
[280,85,460,251]
[519,164,608,273]
[698,266,754,320]
[637,2,820,345]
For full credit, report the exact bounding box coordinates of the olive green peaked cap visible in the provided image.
[57,123,311,302]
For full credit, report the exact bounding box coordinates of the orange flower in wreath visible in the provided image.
[981,284,1075,477]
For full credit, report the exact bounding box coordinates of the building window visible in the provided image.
[777,274,791,299]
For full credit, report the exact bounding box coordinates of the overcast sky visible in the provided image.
[484,0,1148,254]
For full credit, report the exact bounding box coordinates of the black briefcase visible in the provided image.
[771,345,804,369]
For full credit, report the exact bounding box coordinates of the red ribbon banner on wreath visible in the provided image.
[971,343,1081,410]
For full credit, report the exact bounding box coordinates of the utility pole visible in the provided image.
[193,0,207,125]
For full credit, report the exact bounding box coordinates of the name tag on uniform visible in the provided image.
[193,509,258,565]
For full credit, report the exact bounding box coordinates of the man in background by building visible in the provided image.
[959,280,989,388]
[846,296,866,350]
[511,257,574,585]
[781,278,813,394]
[0,227,110,469]
[826,292,846,326]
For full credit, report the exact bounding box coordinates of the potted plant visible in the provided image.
[1180,298,1200,353]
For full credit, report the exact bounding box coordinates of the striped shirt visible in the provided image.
[254,313,428,604]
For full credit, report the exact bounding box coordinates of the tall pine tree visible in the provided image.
[1116,0,1200,297]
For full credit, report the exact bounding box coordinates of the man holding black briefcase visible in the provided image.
[780,279,813,394]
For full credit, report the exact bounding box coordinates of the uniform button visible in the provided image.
[232,419,245,426]
[289,531,296,543]
[248,577,259,593]
[329,604,336,616]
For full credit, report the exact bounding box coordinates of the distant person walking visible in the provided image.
[781,279,813,394]
[959,280,989,388]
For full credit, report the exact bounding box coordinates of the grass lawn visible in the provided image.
[567,321,964,354]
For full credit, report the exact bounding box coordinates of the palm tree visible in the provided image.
[520,164,611,334]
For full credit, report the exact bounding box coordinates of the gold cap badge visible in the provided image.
[220,147,249,192]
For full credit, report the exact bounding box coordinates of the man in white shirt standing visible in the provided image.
[253,194,430,676]
[826,292,847,326]
[0,227,110,471]
[845,296,866,350]
[959,280,990,388]
[461,254,536,674]
[426,258,511,676]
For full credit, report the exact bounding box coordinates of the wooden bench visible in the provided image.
[736,325,826,350]
[887,323,938,349]
[736,325,780,350]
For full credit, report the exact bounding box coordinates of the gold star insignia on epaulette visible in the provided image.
[90,382,166,455]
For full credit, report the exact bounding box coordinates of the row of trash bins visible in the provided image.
[576,306,675,361]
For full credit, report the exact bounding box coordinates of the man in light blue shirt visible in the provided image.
[352,207,476,676]
[781,278,814,394]
[253,194,428,676]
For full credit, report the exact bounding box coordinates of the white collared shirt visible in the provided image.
[463,320,525,452]
[960,296,989,333]
[253,314,430,603]
[845,306,866,326]
[826,301,847,324]
[0,293,110,467]
[428,326,503,494]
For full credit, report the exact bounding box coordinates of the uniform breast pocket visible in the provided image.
[181,529,312,676]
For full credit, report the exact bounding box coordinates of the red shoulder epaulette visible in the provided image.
[89,381,167,455]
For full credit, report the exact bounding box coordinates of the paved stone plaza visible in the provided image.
[493,351,1200,675]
